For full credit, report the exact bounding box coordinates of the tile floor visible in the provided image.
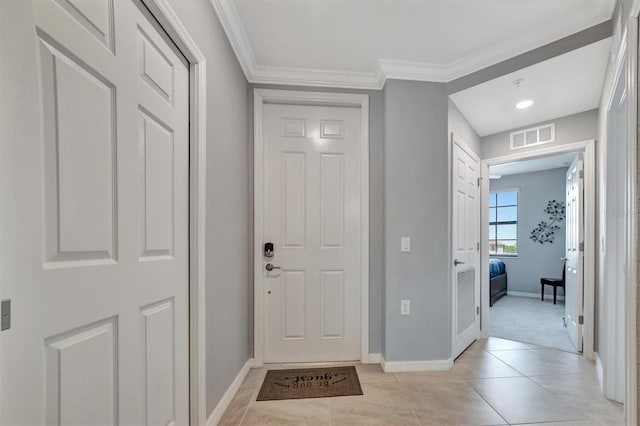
[219,337,623,425]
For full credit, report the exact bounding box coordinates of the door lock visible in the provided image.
[265,263,281,272]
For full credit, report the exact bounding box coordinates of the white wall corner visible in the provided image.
[206,358,254,426]
[382,358,453,373]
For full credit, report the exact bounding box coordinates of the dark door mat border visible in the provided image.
[256,366,363,401]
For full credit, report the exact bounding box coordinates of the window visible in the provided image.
[489,190,518,255]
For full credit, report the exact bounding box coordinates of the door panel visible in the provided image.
[1,1,190,424]
[565,156,584,352]
[452,141,481,359]
[262,103,361,363]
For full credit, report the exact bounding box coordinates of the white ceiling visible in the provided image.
[490,152,578,178]
[212,0,615,88]
[449,38,611,136]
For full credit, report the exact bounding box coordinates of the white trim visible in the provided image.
[507,291,565,301]
[252,89,370,366]
[625,13,638,426]
[205,358,254,426]
[367,353,383,364]
[209,0,611,89]
[382,358,453,373]
[596,352,605,392]
[140,1,208,424]
[480,139,596,363]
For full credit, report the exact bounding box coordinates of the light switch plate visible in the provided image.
[401,300,410,315]
[401,237,411,252]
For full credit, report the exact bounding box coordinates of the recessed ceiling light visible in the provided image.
[516,99,534,110]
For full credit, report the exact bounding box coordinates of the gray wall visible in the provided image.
[481,109,599,159]
[383,80,451,361]
[489,168,568,295]
[247,84,385,355]
[449,99,481,156]
[164,0,250,415]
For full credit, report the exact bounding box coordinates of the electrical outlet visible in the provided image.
[401,300,410,315]
[401,237,411,252]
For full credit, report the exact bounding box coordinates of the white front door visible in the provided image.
[565,156,584,352]
[261,103,361,363]
[1,1,190,424]
[452,140,481,359]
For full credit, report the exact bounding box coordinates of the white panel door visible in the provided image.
[262,104,361,363]
[452,140,481,359]
[565,156,584,352]
[1,1,190,424]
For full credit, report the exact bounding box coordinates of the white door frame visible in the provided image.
[253,89,370,367]
[139,1,207,423]
[480,139,596,361]
[450,134,482,359]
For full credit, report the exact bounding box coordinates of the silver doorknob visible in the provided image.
[454,259,465,266]
[265,263,281,272]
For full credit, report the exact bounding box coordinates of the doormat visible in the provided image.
[256,366,363,401]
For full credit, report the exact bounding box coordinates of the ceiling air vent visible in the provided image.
[510,123,555,150]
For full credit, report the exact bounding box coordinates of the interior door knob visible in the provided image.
[265,263,281,272]
[454,259,465,266]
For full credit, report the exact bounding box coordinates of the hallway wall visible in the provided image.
[164,0,250,416]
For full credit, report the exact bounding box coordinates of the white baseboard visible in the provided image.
[507,290,565,301]
[367,353,383,364]
[382,358,453,373]
[595,352,604,392]
[206,358,254,426]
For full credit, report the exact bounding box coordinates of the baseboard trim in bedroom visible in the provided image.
[595,352,604,392]
[206,358,254,426]
[382,358,453,373]
[507,291,565,301]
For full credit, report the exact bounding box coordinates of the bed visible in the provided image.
[489,258,507,307]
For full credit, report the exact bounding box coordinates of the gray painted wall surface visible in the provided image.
[383,80,451,361]
[449,100,481,156]
[481,109,599,159]
[164,0,250,415]
[489,168,567,295]
[247,84,385,355]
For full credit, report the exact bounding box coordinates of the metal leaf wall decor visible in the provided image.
[530,200,565,244]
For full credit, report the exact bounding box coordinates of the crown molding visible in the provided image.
[211,0,614,90]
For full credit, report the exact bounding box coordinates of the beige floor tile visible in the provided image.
[529,375,623,425]
[242,368,268,388]
[241,397,331,425]
[354,363,397,384]
[468,377,588,424]
[406,380,506,425]
[489,348,595,377]
[467,337,536,351]
[330,382,419,425]
[219,386,258,425]
[517,421,601,426]
[450,349,524,379]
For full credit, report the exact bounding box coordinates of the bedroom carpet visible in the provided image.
[490,295,578,353]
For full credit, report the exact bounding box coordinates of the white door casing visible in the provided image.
[452,138,481,359]
[253,89,369,366]
[1,1,190,424]
[566,155,585,353]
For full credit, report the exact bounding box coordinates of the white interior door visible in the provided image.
[565,156,584,352]
[452,140,481,359]
[261,103,361,363]
[1,1,190,424]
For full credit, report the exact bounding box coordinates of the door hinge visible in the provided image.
[579,170,584,179]
[1,299,10,331]
[477,177,482,187]
[476,306,480,315]
[579,242,584,252]
[477,242,480,251]
[578,315,584,325]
